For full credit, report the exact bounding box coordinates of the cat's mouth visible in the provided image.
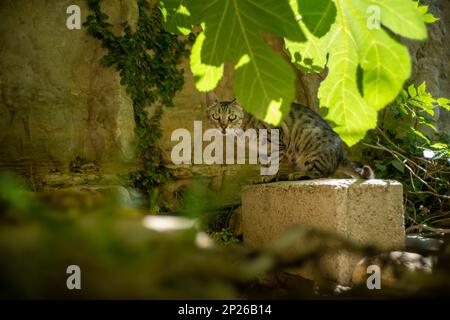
[213,126,242,136]
[216,126,228,135]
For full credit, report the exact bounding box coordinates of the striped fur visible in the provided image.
[206,97,374,179]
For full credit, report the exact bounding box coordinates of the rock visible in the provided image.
[241,179,406,285]
[227,206,243,237]
[36,188,106,211]
[41,172,123,189]
[81,185,133,208]
[36,185,133,210]
[406,233,444,254]
[352,251,434,288]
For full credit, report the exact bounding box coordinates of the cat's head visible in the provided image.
[206,92,244,133]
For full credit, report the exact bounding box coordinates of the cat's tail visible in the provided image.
[339,158,375,179]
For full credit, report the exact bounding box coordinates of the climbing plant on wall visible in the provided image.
[84,0,191,212]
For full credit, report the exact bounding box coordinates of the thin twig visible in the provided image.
[408,165,417,192]
[405,197,417,223]
[421,212,450,225]
[376,127,406,154]
[406,224,450,234]
[408,191,450,199]
[363,142,439,194]
[363,141,427,174]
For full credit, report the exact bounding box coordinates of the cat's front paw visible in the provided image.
[251,175,278,184]
[286,171,315,181]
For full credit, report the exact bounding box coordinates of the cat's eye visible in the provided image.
[212,114,220,120]
[229,114,237,121]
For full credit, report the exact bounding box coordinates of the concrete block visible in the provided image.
[241,179,405,285]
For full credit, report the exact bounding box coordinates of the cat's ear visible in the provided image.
[230,98,243,110]
[206,92,219,106]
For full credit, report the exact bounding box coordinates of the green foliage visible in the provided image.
[208,227,240,246]
[414,0,440,23]
[3,171,450,299]
[84,0,190,212]
[0,172,34,216]
[160,0,428,146]
[361,82,450,228]
[0,171,240,299]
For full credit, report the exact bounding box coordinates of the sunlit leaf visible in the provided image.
[431,143,448,149]
[285,0,329,72]
[317,23,378,146]
[408,84,417,97]
[414,1,440,23]
[373,0,427,40]
[437,97,450,110]
[287,0,426,145]
[411,127,431,144]
[190,31,224,91]
[417,82,426,95]
[423,13,439,23]
[419,121,437,132]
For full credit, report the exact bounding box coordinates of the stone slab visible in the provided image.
[241,179,405,285]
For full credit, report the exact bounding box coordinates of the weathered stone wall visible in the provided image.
[408,0,450,132]
[0,0,138,176]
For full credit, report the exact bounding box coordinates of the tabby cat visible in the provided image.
[206,92,374,180]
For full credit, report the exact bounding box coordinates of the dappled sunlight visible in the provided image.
[142,215,196,232]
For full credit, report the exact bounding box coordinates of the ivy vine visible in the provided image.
[84,0,191,212]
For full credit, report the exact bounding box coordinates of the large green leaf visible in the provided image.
[182,0,306,124]
[373,0,427,39]
[287,0,426,145]
[318,20,378,146]
[285,0,330,72]
[346,0,413,110]
[201,0,306,124]
[232,40,295,124]
[285,25,327,73]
